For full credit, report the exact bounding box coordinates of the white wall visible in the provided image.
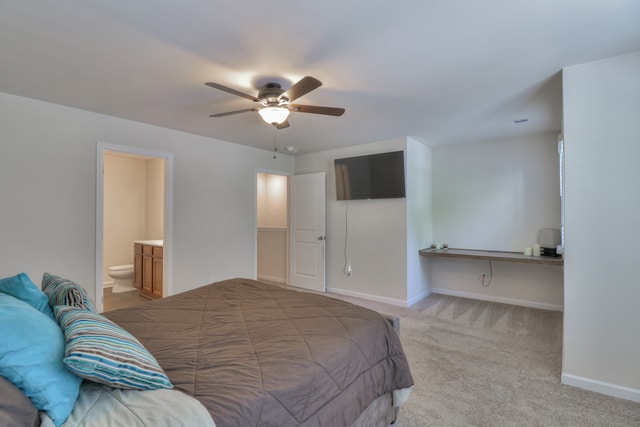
[430,258,563,310]
[0,92,294,303]
[295,133,560,309]
[145,157,165,239]
[406,137,433,304]
[562,51,640,401]
[432,133,561,251]
[295,138,411,305]
[429,133,564,310]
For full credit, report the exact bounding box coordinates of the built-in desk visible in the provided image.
[419,248,563,266]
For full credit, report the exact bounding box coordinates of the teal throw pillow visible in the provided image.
[0,272,56,321]
[0,294,82,426]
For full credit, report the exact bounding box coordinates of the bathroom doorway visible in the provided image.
[256,172,289,285]
[96,143,173,312]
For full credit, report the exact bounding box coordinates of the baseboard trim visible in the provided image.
[562,373,640,403]
[326,287,416,307]
[407,289,432,306]
[257,274,286,284]
[432,288,563,312]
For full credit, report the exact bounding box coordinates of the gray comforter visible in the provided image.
[105,278,413,427]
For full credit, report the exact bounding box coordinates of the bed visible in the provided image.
[104,278,414,426]
[0,275,413,427]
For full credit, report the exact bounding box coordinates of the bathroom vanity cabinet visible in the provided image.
[134,241,163,299]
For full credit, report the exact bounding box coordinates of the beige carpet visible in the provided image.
[328,292,640,427]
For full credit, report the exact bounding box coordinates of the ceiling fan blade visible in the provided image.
[205,82,260,102]
[280,76,322,103]
[290,104,345,116]
[209,108,256,118]
[276,119,290,130]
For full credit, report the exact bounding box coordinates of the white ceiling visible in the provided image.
[1,1,639,154]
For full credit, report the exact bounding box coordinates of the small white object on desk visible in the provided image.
[524,247,533,256]
[532,244,541,257]
[435,242,442,250]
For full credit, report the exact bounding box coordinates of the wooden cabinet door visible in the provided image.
[152,256,163,299]
[142,254,154,297]
[134,244,143,289]
[136,243,163,299]
[152,246,163,298]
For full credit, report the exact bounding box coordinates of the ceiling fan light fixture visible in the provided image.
[206,76,344,127]
[258,106,290,125]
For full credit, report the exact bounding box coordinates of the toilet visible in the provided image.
[107,264,135,293]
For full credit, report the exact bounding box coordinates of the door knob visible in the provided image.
[317,236,325,241]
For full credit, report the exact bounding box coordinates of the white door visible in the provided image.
[289,172,326,292]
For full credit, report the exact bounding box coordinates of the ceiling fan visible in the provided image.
[205,76,345,129]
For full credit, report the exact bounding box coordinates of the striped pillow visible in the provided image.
[42,273,97,312]
[54,305,173,390]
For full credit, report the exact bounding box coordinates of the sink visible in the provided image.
[134,239,163,247]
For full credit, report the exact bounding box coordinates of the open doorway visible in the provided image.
[256,172,289,285]
[96,143,173,312]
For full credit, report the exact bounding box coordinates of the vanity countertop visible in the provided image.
[134,239,163,247]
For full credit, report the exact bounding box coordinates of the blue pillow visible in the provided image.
[42,272,97,312]
[0,294,82,427]
[55,305,173,391]
[0,273,56,321]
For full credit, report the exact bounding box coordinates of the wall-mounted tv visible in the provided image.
[334,151,406,200]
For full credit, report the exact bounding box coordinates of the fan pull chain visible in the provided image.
[272,125,278,159]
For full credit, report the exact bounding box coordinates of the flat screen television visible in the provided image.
[334,151,406,200]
